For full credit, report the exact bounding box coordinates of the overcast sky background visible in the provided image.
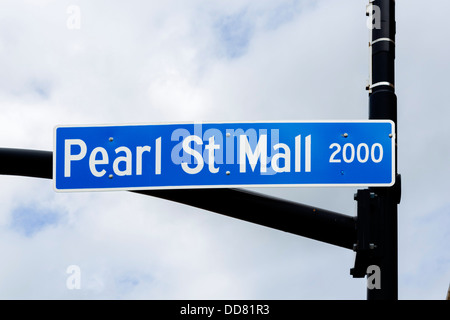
[0,0,448,300]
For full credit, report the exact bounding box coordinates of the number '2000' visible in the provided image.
[329,143,383,164]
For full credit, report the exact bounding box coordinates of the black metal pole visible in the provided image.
[366,0,400,300]
[136,188,356,249]
[0,147,53,179]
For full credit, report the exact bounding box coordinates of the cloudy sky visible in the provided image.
[0,0,448,300]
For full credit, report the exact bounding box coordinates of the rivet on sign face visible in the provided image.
[109,174,113,179]
[226,133,231,137]
[226,171,230,175]
[109,137,114,142]
[389,133,393,138]
[342,133,348,138]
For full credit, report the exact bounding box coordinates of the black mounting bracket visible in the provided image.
[350,188,382,278]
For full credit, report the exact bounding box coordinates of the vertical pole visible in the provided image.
[367,0,400,300]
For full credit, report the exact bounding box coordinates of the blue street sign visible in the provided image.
[53,121,395,191]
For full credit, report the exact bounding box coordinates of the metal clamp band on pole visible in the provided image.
[370,38,395,46]
[369,81,395,90]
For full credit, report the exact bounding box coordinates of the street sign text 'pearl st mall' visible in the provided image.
[53,121,395,192]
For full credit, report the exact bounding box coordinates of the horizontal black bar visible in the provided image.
[0,148,356,249]
[135,188,356,249]
[0,147,53,179]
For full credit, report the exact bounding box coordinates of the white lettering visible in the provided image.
[181,136,204,174]
[295,135,301,172]
[113,146,132,176]
[155,137,161,175]
[89,147,108,177]
[205,136,220,173]
[64,139,87,177]
[271,143,290,173]
[136,146,151,175]
[239,135,267,173]
[305,135,311,172]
